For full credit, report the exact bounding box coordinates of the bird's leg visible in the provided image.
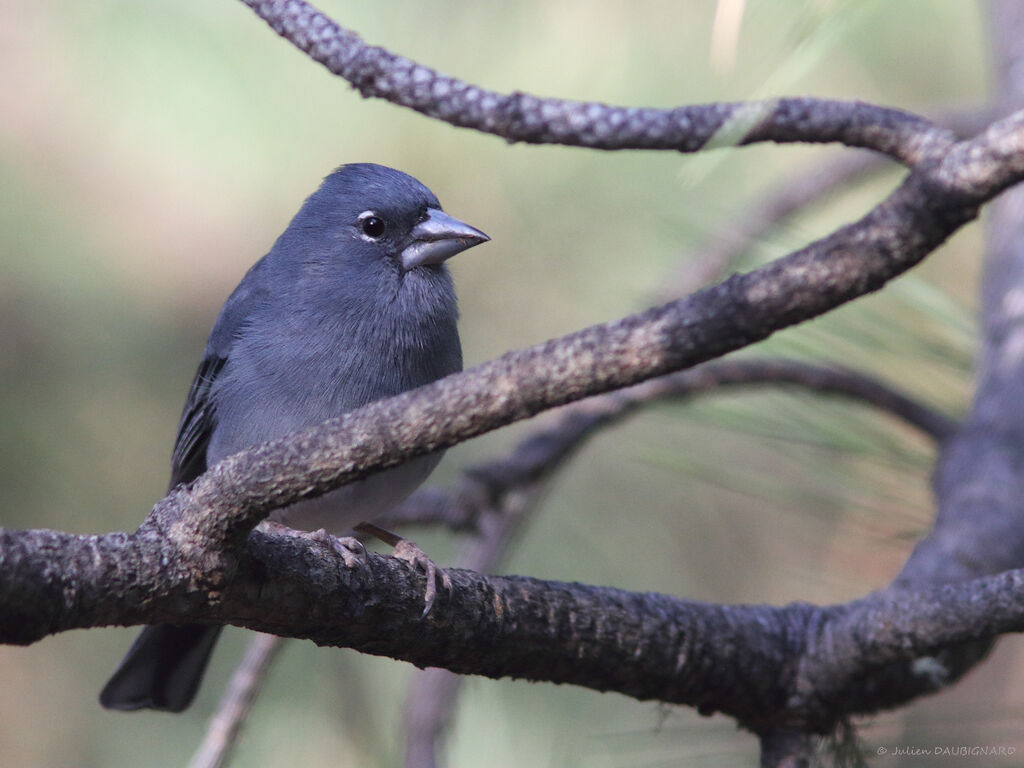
[354,522,452,615]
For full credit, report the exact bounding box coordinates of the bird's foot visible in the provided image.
[261,521,368,569]
[392,538,453,616]
[355,522,452,615]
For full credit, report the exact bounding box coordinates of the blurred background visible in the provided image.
[0,0,1018,766]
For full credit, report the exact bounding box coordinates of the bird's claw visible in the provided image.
[288,524,448,614]
[301,528,367,569]
[327,534,368,569]
[392,539,452,616]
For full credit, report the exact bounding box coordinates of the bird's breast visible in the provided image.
[206,281,461,464]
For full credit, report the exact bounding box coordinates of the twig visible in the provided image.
[187,633,285,768]
[660,152,884,300]
[402,667,465,768]
[661,104,1000,301]
[402,487,546,768]
[386,357,955,535]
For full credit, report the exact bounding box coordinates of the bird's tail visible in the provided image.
[99,624,223,712]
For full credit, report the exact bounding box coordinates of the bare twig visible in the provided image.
[402,487,546,768]
[660,152,885,299]
[188,634,285,768]
[661,104,1002,301]
[403,667,466,768]
[387,357,954,537]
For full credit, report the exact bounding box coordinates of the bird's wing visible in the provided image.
[168,352,226,490]
[168,269,266,490]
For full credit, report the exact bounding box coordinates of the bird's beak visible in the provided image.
[400,209,490,271]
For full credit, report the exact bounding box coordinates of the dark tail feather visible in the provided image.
[99,624,223,712]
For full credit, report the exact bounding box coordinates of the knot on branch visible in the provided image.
[139,481,250,601]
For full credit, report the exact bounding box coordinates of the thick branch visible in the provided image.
[894,0,1024,589]
[7,524,1024,735]
[790,570,1024,728]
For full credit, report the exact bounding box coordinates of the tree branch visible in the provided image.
[759,730,814,768]
[387,357,954,534]
[657,105,997,300]
[894,0,1024,591]
[188,634,284,768]
[7,522,1024,735]
[239,0,954,165]
[658,151,887,300]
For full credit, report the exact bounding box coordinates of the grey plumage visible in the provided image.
[100,163,488,712]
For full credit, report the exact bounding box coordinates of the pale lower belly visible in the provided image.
[267,452,442,534]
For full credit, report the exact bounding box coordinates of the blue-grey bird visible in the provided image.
[99,163,489,712]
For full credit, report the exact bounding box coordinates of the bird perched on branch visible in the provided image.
[100,163,489,712]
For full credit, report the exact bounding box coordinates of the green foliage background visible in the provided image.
[0,1,1016,766]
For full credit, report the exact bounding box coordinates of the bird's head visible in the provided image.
[283,163,489,277]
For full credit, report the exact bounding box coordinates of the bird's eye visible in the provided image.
[360,215,386,239]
